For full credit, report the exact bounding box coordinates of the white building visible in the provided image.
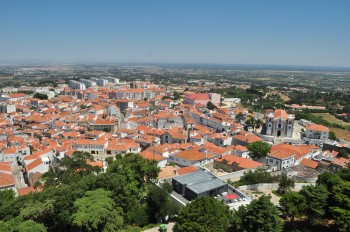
[80,79,97,88]
[265,109,294,137]
[105,77,120,84]
[306,124,330,140]
[0,103,16,113]
[69,80,86,90]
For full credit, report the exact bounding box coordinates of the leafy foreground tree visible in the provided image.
[329,179,350,231]
[0,218,46,232]
[146,184,179,223]
[299,185,328,225]
[0,153,161,231]
[247,141,271,160]
[230,195,283,232]
[277,175,295,195]
[71,189,123,232]
[279,191,307,224]
[174,197,232,232]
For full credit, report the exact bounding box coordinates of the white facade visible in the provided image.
[266,155,295,171]
[80,79,97,88]
[306,129,329,140]
[69,80,86,90]
[265,111,294,137]
[0,104,16,113]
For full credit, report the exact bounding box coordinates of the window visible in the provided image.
[107,150,111,155]
[269,159,273,163]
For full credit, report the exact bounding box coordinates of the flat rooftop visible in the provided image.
[172,170,214,185]
[187,178,227,194]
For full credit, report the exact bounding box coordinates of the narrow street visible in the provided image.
[12,165,27,190]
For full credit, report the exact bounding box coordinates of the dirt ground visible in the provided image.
[239,189,281,205]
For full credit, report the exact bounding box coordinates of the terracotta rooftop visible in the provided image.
[306,124,330,132]
[300,158,319,169]
[174,150,206,161]
[215,155,264,169]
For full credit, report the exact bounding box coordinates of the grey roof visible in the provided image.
[172,170,214,185]
[186,178,227,194]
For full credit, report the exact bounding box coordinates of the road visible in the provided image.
[13,165,27,190]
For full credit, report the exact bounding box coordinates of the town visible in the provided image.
[0,65,349,231]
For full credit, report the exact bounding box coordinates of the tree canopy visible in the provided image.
[230,195,283,232]
[279,191,307,224]
[71,189,123,232]
[0,153,162,231]
[247,141,271,160]
[33,92,48,100]
[206,101,217,110]
[237,168,279,186]
[174,197,232,232]
[277,175,295,195]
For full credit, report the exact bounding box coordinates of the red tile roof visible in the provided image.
[18,186,36,196]
[177,166,197,175]
[215,155,264,169]
[174,150,206,161]
[0,172,15,188]
[300,158,319,169]
[273,109,289,120]
[306,124,330,132]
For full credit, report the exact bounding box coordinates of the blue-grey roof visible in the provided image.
[172,170,213,185]
[186,178,227,194]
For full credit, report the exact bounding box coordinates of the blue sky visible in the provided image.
[0,0,349,67]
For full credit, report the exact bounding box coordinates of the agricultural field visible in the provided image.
[330,127,350,142]
[312,113,350,127]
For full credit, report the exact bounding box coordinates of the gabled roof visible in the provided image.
[273,109,289,120]
[215,155,264,169]
[177,166,197,175]
[300,158,319,169]
[18,186,36,196]
[174,150,206,161]
[306,124,330,132]
[0,162,12,173]
[0,172,15,188]
[26,157,43,172]
[140,150,166,162]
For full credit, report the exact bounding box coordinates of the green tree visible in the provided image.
[173,91,181,100]
[160,182,173,194]
[238,168,279,186]
[0,189,15,208]
[246,117,256,129]
[337,149,350,159]
[33,92,48,100]
[247,141,271,160]
[330,180,350,231]
[279,191,307,224]
[329,131,337,140]
[0,218,47,232]
[206,101,217,110]
[71,189,123,232]
[231,195,283,232]
[146,184,178,223]
[235,112,244,123]
[174,197,232,232]
[299,185,328,224]
[277,175,295,195]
